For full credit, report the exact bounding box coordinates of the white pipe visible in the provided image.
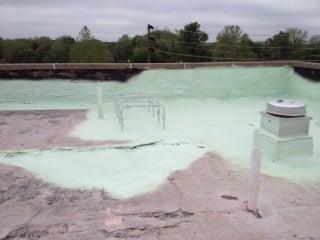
[96,86,104,119]
[162,107,166,129]
[248,148,262,212]
[120,112,124,131]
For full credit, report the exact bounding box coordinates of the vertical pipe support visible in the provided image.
[247,148,262,213]
[120,110,124,131]
[162,107,166,130]
[157,107,160,124]
[96,86,104,119]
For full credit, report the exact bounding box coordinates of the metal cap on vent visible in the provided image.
[266,99,306,117]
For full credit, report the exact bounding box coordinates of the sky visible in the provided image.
[0,0,319,41]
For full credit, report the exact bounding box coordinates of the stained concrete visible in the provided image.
[0,66,320,196]
[1,153,320,239]
[0,110,128,151]
[0,66,320,238]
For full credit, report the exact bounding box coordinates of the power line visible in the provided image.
[155,49,235,60]
[175,29,319,38]
[213,44,320,51]
[157,44,254,57]
[156,38,320,51]
[156,39,211,46]
[153,32,320,50]
[151,26,320,61]
[156,40,212,52]
[155,49,320,62]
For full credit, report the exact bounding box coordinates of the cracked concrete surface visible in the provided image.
[0,110,128,151]
[1,152,320,239]
[0,110,320,239]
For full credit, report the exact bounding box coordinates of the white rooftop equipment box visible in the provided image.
[254,99,313,162]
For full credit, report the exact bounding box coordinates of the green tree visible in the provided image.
[3,39,37,63]
[286,28,308,48]
[129,35,148,62]
[263,31,290,59]
[114,34,133,62]
[130,47,148,62]
[251,41,265,60]
[78,25,94,41]
[263,28,309,60]
[131,35,145,49]
[307,35,320,60]
[152,28,179,62]
[0,37,3,62]
[214,25,256,60]
[2,37,56,63]
[70,39,113,63]
[286,28,308,59]
[33,36,53,62]
[310,35,320,46]
[238,33,256,59]
[48,36,75,62]
[177,22,209,62]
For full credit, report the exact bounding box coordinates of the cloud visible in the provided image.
[0,0,319,41]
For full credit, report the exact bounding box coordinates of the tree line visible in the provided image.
[0,23,319,63]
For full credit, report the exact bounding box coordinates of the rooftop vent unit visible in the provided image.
[254,99,313,162]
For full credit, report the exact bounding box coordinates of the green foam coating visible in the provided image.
[0,66,320,198]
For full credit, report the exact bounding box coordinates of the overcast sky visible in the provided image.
[0,0,319,41]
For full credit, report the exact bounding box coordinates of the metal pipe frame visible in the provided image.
[114,93,166,131]
[114,92,158,117]
[115,96,157,118]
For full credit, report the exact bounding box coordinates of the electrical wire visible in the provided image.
[156,40,212,52]
[155,39,211,46]
[213,44,320,50]
[156,49,237,60]
[175,29,319,38]
[155,38,320,50]
[155,49,320,62]
[152,27,320,61]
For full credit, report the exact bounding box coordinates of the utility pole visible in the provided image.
[147,24,154,63]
